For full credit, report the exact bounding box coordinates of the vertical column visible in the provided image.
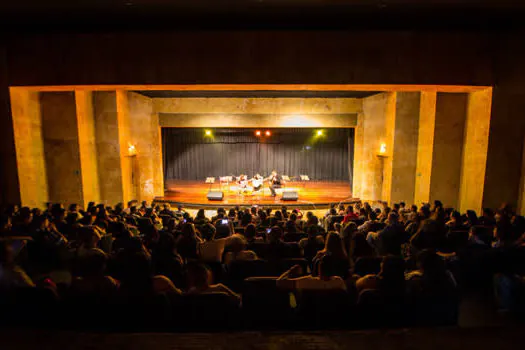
[429,93,468,208]
[458,89,492,213]
[40,92,83,206]
[381,92,397,203]
[75,90,101,207]
[9,89,48,208]
[352,112,365,199]
[519,136,525,215]
[390,92,420,204]
[414,92,437,205]
[93,91,125,205]
[116,90,136,203]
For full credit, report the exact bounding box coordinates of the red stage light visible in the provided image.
[255,130,261,136]
[265,130,271,136]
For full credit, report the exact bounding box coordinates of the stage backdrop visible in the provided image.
[162,128,354,185]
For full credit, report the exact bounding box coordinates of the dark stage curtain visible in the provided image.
[162,128,354,185]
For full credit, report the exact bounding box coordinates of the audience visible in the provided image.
[2,196,524,329]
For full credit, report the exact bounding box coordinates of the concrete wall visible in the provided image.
[390,92,420,204]
[156,97,360,128]
[40,92,83,206]
[129,92,163,202]
[430,93,468,208]
[93,91,125,205]
[9,89,48,208]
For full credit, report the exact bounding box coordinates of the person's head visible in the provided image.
[393,203,400,212]
[217,207,226,216]
[181,222,198,239]
[244,223,256,240]
[196,209,206,219]
[318,255,339,279]
[306,211,313,220]
[466,210,478,225]
[368,211,377,221]
[411,204,418,213]
[419,205,431,219]
[269,226,283,243]
[68,203,79,213]
[187,263,212,289]
[379,255,405,280]
[417,249,446,276]
[285,219,297,233]
[306,225,319,239]
[157,232,177,255]
[450,211,461,223]
[229,234,248,253]
[271,170,277,176]
[19,207,33,225]
[482,208,494,218]
[32,215,49,231]
[250,206,257,215]
[79,226,102,249]
[399,202,406,209]
[200,223,216,241]
[342,221,357,238]
[387,212,399,225]
[346,205,354,214]
[163,203,171,211]
[141,200,148,208]
[215,220,232,239]
[80,248,108,277]
[323,232,347,258]
[289,213,297,222]
[241,213,253,227]
[338,204,345,212]
[228,208,236,218]
[329,208,337,216]
[274,211,283,221]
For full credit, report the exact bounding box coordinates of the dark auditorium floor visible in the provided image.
[2,326,525,350]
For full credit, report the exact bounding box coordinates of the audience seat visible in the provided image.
[354,257,382,277]
[357,289,408,328]
[226,259,270,291]
[295,289,354,328]
[283,232,308,243]
[242,277,294,327]
[178,292,240,330]
[267,258,309,276]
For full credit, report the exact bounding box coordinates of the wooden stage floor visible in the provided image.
[155,180,358,209]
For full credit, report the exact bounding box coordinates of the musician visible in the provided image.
[238,174,251,193]
[251,173,264,192]
[268,170,283,197]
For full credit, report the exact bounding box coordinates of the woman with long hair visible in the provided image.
[312,232,349,278]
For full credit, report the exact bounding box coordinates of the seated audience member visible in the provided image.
[258,211,271,227]
[212,208,226,223]
[240,213,253,227]
[223,234,257,265]
[186,263,240,303]
[299,225,325,263]
[446,211,466,231]
[479,208,496,226]
[356,255,406,295]
[159,204,175,218]
[357,211,378,234]
[173,205,185,218]
[176,223,204,260]
[405,212,422,237]
[119,251,181,297]
[313,232,350,278]
[492,219,515,249]
[0,215,12,235]
[152,232,184,287]
[71,248,118,297]
[266,226,294,260]
[194,209,209,226]
[368,212,409,256]
[244,223,263,244]
[406,249,457,298]
[77,226,102,257]
[227,208,237,221]
[465,210,479,227]
[338,204,346,215]
[0,240,35,289]
[358,208,367,221]
[285,213,299,232]
[276,255,347,291]
[342,205,359,224]
[11,207,33,236]
[349,232,376,262]
[79,206,98,226]
[199,223,231,262]
[410,212,447,253]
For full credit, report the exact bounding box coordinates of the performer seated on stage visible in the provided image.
[251,173,264,192]
[267,170,284,197]
[238,174,252,193]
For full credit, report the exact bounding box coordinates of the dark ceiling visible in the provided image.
[1,1,524,31]
[134,90,381,99]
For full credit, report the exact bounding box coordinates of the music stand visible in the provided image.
[300,175,310,188]
[205,177,216,190]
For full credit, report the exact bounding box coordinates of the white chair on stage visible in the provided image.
[300,175,310,188]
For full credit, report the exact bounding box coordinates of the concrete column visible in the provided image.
[9,89,48,208]
[116,90,136,203]
[75,91,101,207]
[93,91,125,205]
[381,92,397,203]
[40,92,83,206]
[390,92,420,204]
[414,91,437,206]
[429,93,468,208]
[458,89,492,213]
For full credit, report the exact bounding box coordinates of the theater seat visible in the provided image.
[179,292,240,330]
[283,232,308,243]
[242,277,294,327]
[357,289,408,328]
[226,259,270,291]
[295,289,354,328]
[354,257,382,277]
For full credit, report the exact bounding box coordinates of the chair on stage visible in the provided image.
[219,176,233,192]
[205,177,216,190]
[300,175,310,188]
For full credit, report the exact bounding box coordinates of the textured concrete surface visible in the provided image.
[430,93,468,208]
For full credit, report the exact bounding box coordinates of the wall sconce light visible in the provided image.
[379,143,387,155]
[128,144,137,156]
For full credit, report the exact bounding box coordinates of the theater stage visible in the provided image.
[154,180,358,209]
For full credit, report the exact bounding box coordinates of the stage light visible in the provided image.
[316,130,323,136]
[205,129,212,136]
[265,130,271,136]
[255,130,261,136]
